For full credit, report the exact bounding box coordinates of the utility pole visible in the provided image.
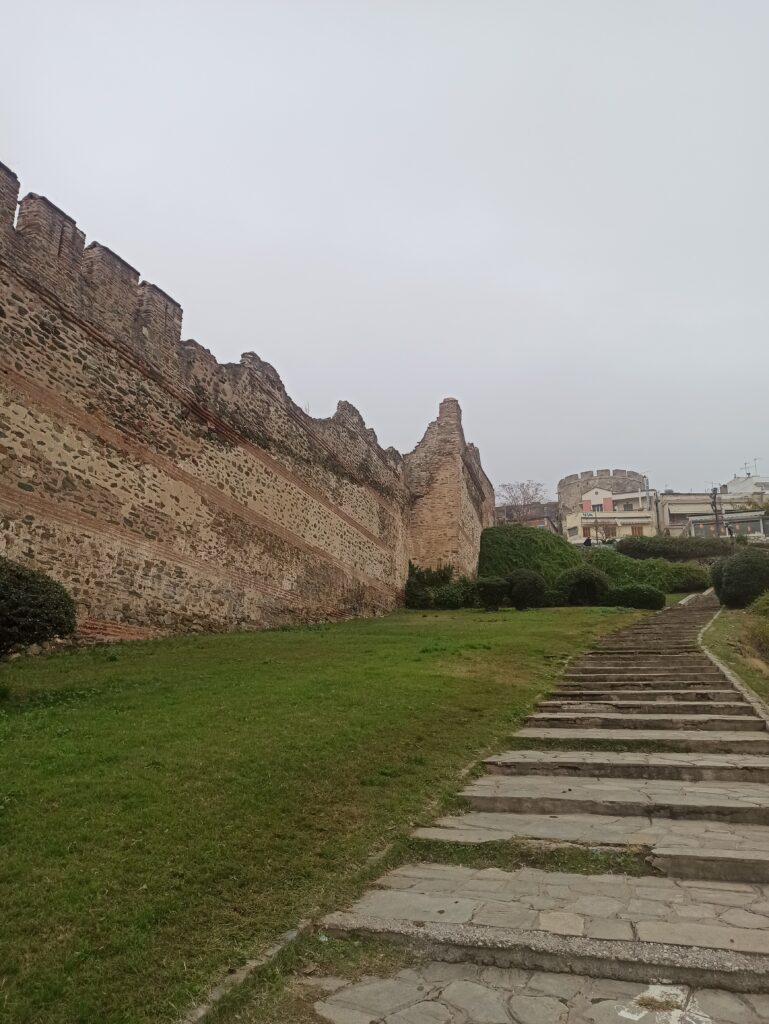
[710,487,722,537]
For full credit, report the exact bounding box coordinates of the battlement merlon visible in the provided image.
[0,161,184,375]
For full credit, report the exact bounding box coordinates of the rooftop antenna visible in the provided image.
[742,461,752,477]
[754,458,762,475]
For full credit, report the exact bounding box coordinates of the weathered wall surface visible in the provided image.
[0,161,493,636]
[404,399,495,577]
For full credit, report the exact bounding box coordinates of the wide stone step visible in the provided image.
[515,727,769,753]
[542,699,747,716]
[527,712,764,732]
[312,961,769,1024]
[461,774,769,824]
[552,688,740,703]
[558,678,729,691]
[324,864,769,990]
[565,670,723,681]
[484,749,769,783]
[413,814,769,883]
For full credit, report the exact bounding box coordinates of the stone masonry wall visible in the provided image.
[403,399,495,577]
[0,160,493,636]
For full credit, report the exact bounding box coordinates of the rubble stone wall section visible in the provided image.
[0,160,493,636]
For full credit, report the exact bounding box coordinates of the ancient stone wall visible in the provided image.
[403,399,495,577]
[557,469,647,522]
[0,160,493,636]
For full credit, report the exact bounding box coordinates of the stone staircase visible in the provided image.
[320,594,769,1020]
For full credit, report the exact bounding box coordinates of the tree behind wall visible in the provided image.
[496,480,550,523]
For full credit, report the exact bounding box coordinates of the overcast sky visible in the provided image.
[3,1,767,496]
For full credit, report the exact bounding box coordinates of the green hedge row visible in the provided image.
[616,535,731,561]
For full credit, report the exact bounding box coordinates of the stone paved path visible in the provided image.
[318,594,769,1021]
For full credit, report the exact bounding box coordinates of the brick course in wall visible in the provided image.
[0,160,494,636]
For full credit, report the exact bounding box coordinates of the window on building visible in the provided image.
[592,504,603,513]
[567,527,578,537]
[623,502,634,512]
[582,527,592,538]
[603,525,617,538]
[631,525,644,537]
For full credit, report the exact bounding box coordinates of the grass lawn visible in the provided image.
[703,608,769,703]
[0,606,638,1024]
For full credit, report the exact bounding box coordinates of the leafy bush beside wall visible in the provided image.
[0,557,77,655]
[720,549,769,609]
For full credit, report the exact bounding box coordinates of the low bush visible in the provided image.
[478,525,581,585]
[476,577,510,611]
[585,547,708,594]
[0,557,76,655]
[604,584,666,610]
[749,592,769,618]
[557,565,611,606]
[616,535,731,561]
[432,582,467,610]
[404,576,434,609]
[721,549,769,608]
[408,561,454,588]
[507,568,548,610]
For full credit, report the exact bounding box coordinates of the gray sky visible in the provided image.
[3,1,768,496]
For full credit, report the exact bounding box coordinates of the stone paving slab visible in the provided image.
[514,728,769,752]
[313,961,769,1023]
[461,775,769,824]
[542,700,748,715]
[484,749,769,783]
[342,864,769,957]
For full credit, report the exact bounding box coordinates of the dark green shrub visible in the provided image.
[711,558,727,600]
[478,525,580,585]
[408,561,454,588]
[542,588,567,607]
[604,584,666,610]
[507,568,548,610]
[404,577,434,609]
[749,592,769,618]
[616,535,731,561]
[0,557,76,655]
[476,577,510,611]
[557,565,611,606]
[721,550,769,608]
[432,582,467,610]
[667,563,710,592]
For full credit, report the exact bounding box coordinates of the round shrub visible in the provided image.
[476,577,510,612]
[507,568,547,610]
[432,582,466,610]
[0,557,76,655]
[721,550,769,608]
[710,558,727,601]
[556,565,611,606]
[749,592,769,618]
[604,584,665,610]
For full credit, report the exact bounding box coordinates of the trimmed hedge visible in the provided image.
[604,584,666,610]
[0,557,76,655]
[720,550,769,609]
[585,547,708,594]
[711,558,727,601]
[478,525,581,585]
[616,535,731,561]
[556,565,611,606]
[507,569,548,611]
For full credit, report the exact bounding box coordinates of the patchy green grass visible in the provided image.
[703,609,769,703]
[0,606,637,1024]
[397,837,651,876]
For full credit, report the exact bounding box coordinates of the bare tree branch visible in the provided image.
[495,480,550,524]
